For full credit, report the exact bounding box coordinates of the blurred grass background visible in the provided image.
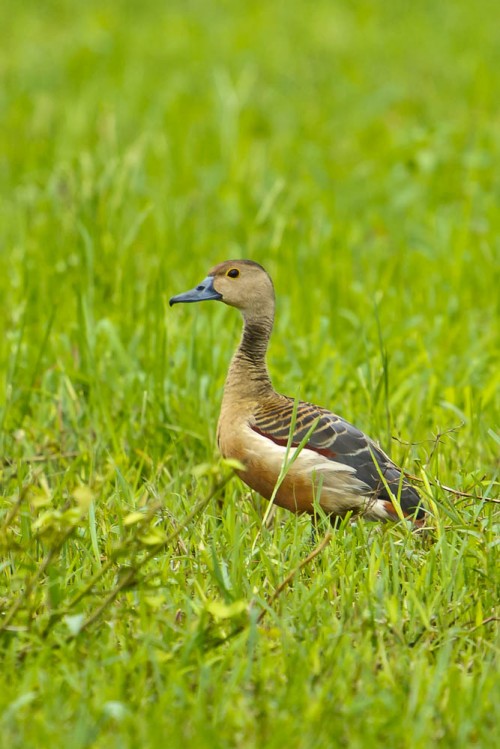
[0,1,498,747]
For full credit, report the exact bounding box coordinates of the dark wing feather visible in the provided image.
[252,397,424,519]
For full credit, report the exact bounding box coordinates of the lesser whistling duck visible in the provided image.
[170,260,425,525]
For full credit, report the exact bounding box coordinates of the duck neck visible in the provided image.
[224,311,274,399]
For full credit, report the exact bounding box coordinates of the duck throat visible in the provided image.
[225,314,274,397]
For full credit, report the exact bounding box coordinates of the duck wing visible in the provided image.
[251,397,424,521]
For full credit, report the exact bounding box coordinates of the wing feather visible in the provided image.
[252,396,424,520]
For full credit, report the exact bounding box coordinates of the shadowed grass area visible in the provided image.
[0,1,498,747]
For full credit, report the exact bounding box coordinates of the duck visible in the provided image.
[170,259,425,525]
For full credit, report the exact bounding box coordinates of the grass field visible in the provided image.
[1,1,499,746]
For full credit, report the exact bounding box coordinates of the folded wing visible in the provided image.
[252,396,424,521]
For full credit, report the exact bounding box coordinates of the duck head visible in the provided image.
[169,259,275,318]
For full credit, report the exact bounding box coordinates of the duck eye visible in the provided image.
[227,268,240,278]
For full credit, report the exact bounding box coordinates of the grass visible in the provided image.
[0,0,499,746]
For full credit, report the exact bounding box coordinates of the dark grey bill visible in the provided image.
[169,276,222,306]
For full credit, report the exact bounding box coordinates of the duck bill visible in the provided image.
[169,276,222,306]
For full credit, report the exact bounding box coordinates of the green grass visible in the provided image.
[1,0,499,746]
